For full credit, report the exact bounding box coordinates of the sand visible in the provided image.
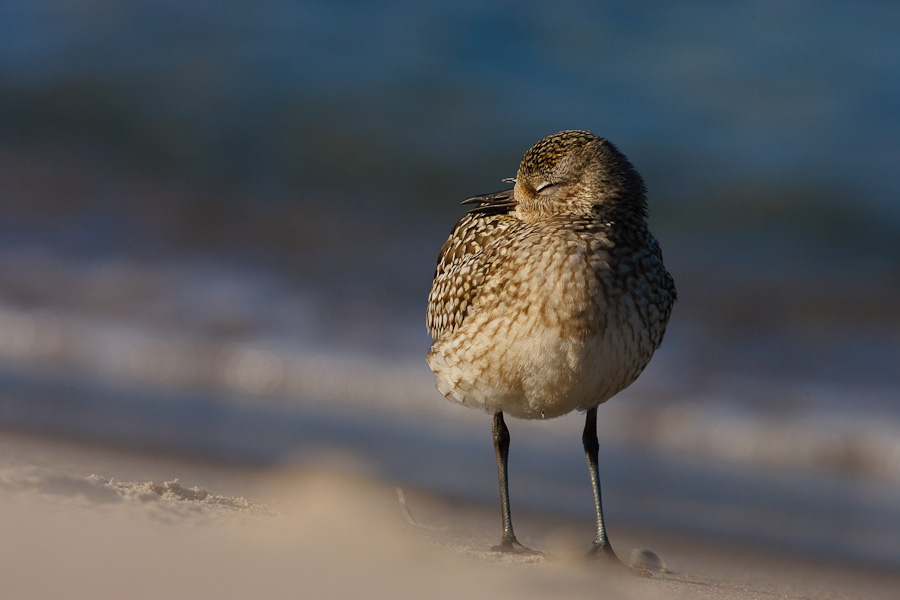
[1,430,897,600]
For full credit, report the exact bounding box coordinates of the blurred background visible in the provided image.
[1,0,898,569]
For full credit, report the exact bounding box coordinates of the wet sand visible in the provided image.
[1,430,897,600]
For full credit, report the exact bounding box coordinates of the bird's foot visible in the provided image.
[588,543,659,577]
[492,536,542,555]
[587,541,624,565]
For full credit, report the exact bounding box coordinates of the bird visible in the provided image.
[426,130,676,561]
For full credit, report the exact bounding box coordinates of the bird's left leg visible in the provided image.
[491,411,539,554]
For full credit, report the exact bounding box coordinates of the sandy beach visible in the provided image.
[2,430,897,600]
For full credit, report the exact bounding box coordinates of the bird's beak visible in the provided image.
[461,182,517,214]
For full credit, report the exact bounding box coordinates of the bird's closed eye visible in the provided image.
[536,182,558,193]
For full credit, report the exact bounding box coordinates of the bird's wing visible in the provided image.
[426,211,516,340]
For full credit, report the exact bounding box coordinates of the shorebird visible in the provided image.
[426,130,675,560]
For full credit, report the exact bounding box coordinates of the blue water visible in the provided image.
[1,1,899,216]
[1,0,899,571]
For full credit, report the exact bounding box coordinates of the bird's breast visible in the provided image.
[428,226,662,419]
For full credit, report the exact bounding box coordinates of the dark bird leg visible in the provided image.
[583,407,621,562]
[491,411,538,554]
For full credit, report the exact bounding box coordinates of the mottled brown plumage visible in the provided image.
[425,130,675,559]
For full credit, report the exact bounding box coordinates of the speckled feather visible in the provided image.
[426,131,675,420]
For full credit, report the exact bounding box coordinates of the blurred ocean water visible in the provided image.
[2,1,899,213]
[0,0,899,569]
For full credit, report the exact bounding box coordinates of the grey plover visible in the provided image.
[426,130,676,560]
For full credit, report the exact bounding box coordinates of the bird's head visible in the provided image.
[512,130,647,223]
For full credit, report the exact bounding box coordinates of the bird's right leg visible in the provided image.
[583,407,621,563]
[491,411,539,554]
